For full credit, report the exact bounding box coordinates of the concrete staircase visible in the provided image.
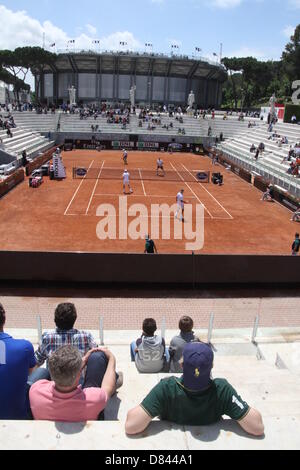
[217,121,300,197]
[0,126,55,164]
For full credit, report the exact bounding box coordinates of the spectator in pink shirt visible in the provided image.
[29,345,122,422]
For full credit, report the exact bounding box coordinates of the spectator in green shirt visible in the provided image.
[125,342,264,437]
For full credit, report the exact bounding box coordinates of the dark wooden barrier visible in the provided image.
[0,169,25,199]
[0,251,299,286]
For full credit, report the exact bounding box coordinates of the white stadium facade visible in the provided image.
[35,51,227,108]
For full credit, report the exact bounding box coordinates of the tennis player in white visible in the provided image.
[123,169,133,194]
[175,189,188,221]
[156,157,165,176]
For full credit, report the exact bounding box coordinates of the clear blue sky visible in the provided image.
[0,0,298,61]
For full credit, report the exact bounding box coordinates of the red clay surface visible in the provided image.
[0,150,297,254]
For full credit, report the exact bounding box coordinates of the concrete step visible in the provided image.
[0,416,299,450]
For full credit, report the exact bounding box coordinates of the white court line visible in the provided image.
[64,160,95,216]
[139,169,147,196]
[93,193,197,199]
[65,213,222,219]
[85,161,105,215]
[181,163,234,220]
[169,162,214,219]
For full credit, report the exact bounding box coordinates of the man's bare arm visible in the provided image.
[125,405,153,435]
[238,408,264,436]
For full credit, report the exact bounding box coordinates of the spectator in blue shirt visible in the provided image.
[0,303,36,420]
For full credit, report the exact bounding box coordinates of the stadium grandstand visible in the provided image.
[33,51,226,108]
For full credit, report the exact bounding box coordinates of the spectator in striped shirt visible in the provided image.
[28,303,97,385]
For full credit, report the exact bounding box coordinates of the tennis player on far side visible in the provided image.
[122,149,128,166]
[175,189,188,222]
[156,157,165,177]
[123,169,133,194]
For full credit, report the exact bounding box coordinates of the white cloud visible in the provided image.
[86,24,97,36]
[153,0,243,6]
[289,0,300,8]
[0,5,142,52]
[210,0,243,7]
[227,46,274,60]
[0,4,143,89]
[282,25,295,38]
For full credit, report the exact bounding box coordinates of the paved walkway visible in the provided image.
[1,288,300,330]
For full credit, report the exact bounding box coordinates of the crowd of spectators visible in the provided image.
[0,113,16,134]
[0,302,265,438]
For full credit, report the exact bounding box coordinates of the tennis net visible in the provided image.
[73,167,211,183]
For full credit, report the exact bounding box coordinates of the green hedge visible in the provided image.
[284,104,300,123]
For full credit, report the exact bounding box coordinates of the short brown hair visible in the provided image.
[179,316,194,333]
[0,303,5,328]
[54,303,77,330]
[48,346,82,388]
[143,318,157,336]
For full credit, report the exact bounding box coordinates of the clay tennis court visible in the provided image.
[0,150,296,254]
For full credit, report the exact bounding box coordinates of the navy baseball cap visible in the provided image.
[183,343,214,391]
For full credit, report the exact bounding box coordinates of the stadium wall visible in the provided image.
[42,73,222,108]
[0,251,299,286]
[37,52,226,108]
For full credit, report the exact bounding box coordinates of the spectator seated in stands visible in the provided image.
[169,316,201,373]
[268,123,273,132]
[258,142,265,153]
[281,136,288,145]
[0,303,36,420]
[291,115,297,124]
[6,128,13,138]
[29,345,122,422]
[130,318,169,373]
[223,113,228,120]
[28,303,98,385]
[287,161,299,176]
[139,120,143,127]
[250,144,256,153]
[125,342,265,437]
[268,133,276,141]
